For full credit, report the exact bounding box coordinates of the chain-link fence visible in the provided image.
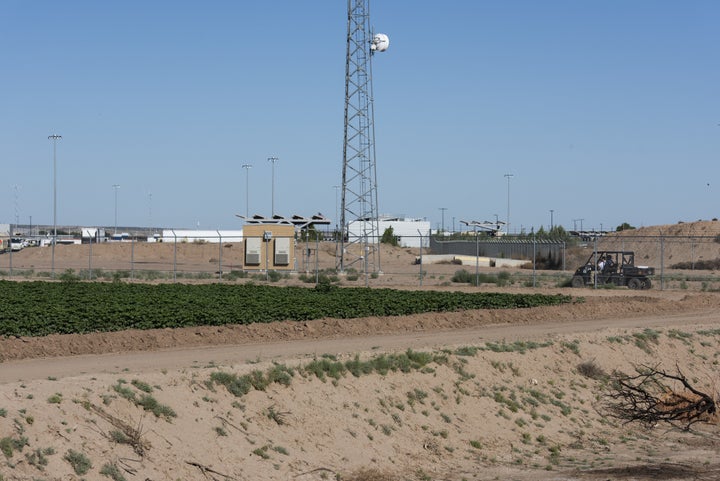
[2,232,719,290]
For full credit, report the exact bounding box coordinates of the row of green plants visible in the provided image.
[0,268,271,282]
[0,280,574,337]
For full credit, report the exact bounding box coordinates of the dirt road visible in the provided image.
[3,292,717,383]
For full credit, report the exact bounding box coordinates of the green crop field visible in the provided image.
[0,280,575,337]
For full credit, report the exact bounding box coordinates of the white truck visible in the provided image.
[10,238,24,251]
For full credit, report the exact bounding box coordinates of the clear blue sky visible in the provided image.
[2,1,718,233]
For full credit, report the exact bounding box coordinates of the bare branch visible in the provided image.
[603,364,717,431]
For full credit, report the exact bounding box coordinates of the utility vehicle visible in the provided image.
[571,251,654,290]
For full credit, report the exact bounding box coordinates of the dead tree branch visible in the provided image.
[185,461,235,480]
[603,364,717,431]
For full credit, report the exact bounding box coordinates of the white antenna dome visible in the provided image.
[371,33,390,52]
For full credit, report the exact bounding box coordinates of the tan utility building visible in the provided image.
[242,224,295,271]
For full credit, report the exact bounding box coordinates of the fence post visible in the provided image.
[690,236,695,270]
[660,233,665,290]
[131,236,135,281]
[172,229,177,282]
[593,236,598,289]
[88,234,92,280]
[8,224,13,278]
[475,227,479,287]
[417,230,423,287]
[532,227,536,288]
[217,230,223,282]
[315,234,319,284]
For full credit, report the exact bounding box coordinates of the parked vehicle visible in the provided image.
[571,251,654,290]
[10,238,25,252]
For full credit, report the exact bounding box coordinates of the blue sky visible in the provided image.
[1,1,718,233]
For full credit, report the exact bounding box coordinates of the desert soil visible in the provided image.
[2,222,720,480]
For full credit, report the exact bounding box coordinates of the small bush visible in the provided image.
[137,394,176,419]
[58,269,81,282]
[25,447,54,470]
[252,446,270,459]
[1,436,28,458]
[47,393,63,404]
[64,449,92,475]
[210,371,252,397]
[131,379,153,393]
[577,360,607,380]
[451,269,473,283]
[224,270,248,280]
[100,462,128,481]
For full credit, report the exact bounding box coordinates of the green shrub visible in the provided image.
[100,462,127,481]
[451,269,473,283]
[380,227,399,246]
[1,436,28,458]
[267,270,282,282]
[136,394,176,419]
[58,269,80,282]
[224,270,248,280]
[131,379,153,393]
[47,393,63,404]
[64,449,92,475]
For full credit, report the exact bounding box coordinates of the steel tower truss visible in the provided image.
[340,0,381,273]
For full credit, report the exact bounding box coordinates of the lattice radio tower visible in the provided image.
[339,0,389,273]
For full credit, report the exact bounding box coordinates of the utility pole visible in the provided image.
[439,207,448,233]
[550,209,554,230]
[48,134,62,278]
[504,173,513,235]
[147,192,152,230]
[112,184,120,235]
[242,164,252,218]
[267,157,278,216]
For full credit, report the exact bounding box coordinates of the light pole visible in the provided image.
[504,173,513,235]
[48,134,62,278]
[242,164,252,218]
[112,184,120,235]
[267,156,279,216]
[439,207,447,233]
[147,192,152,230]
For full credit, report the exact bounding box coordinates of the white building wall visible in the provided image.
[161,230,244,243]
[348,218,430,248]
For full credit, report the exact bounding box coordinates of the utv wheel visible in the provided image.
[571,276,585,288]
[642,278,652,290]
[628,278,642,290]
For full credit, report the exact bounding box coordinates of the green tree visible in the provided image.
[380,227,399,246]
[616,222,636,232]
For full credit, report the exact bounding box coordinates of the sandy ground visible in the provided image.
[2,221,720,480]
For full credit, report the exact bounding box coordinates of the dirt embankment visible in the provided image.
[2,292,720,481]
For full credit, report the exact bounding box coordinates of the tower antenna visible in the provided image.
[339,0,389,273]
